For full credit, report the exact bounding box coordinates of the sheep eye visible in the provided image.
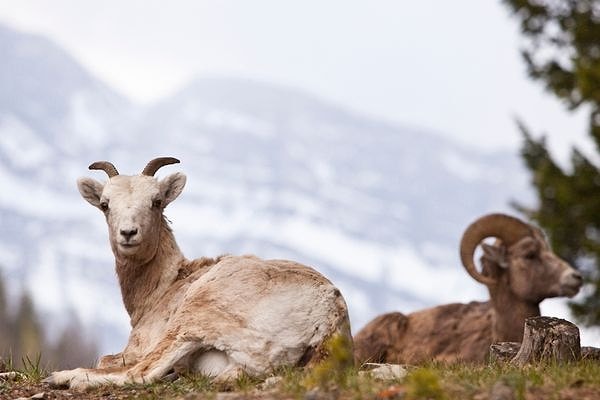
[152,199,163,209]
[524,252,537,260]
[100,202,109,212]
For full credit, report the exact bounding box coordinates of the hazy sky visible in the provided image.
[0,0,592,163]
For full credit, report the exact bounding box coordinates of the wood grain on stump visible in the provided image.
[510,316,580,366]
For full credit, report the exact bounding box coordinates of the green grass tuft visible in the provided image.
[19,354,45,382]
[302,333,354,390]
[405,367,446,400]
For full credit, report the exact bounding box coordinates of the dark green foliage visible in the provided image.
[49,311,99,369]
[503,0,600,325]
[13,291,44,366]
[0,273,10,359]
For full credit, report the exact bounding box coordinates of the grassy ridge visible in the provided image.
[2,360,600,399]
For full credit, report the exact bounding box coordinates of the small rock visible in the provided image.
[360,363,408,380]
[215,393,244,400]
[260,375,283,389]
[14,393,46,400]
[489,381,515,400]
[303,389,319,400]
[0,371,25,380]
[181,393,203,400]
[376,384,405,399]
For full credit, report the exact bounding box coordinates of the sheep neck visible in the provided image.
[115,217,185,326]
[488,280,540,342]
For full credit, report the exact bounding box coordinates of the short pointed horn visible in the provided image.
[142,157,180,176]
[89,161,119,178]
[459,213,533,286]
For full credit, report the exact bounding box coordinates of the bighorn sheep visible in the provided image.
[353,213,583,364]
[45,157,352,389]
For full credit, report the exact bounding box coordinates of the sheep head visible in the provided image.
[460,213,583,302]
[77,157,185,262]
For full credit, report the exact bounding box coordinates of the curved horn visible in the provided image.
[141,157,180,176]
[89,161,119,178]
[459,213,533,286]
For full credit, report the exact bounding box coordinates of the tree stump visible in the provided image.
[489,342,521,363]
[511,316,580,366]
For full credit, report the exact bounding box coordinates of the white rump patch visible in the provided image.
[194,350,231,377]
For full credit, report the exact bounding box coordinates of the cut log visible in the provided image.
[581,346,600,361]
[489,342,521,363]
[510,316,580,366]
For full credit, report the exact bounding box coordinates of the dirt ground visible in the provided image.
[4,380,600,400]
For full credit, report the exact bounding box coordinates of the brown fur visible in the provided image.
[354,302,493,364]
[354,226,582,365]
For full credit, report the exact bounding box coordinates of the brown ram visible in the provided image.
[353,213,583,364]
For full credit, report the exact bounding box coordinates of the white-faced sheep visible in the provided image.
[353,213,583,364]
[45,157,352,390]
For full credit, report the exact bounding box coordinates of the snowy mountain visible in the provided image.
[0,23,565,353]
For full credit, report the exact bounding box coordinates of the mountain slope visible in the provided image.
[0,23,553,353]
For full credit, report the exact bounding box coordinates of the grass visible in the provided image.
[420,360,600,400]
[404,367,446,400]
[3,351,600,399]
[271,360,600,399]
[0,353,44,398]
[20,354,46,382]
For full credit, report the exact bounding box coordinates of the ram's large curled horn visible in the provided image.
[89,161,119,178]
[142,157,180,176]
[459,213,533,286]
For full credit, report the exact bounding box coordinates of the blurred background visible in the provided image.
[0,0,599,369]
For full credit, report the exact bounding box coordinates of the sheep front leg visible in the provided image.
[120,339,203,384]
[48,339,203,390]
[44,366,129,389]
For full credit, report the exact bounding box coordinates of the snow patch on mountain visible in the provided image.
[1,22,596,353]
[0,115,52,168]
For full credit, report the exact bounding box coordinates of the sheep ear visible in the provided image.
[160,172,186,206]
[481,243,509,269]
[77,177,104,208]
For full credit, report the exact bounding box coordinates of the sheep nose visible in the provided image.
[571,270,583,283]
[120,228,138,241]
